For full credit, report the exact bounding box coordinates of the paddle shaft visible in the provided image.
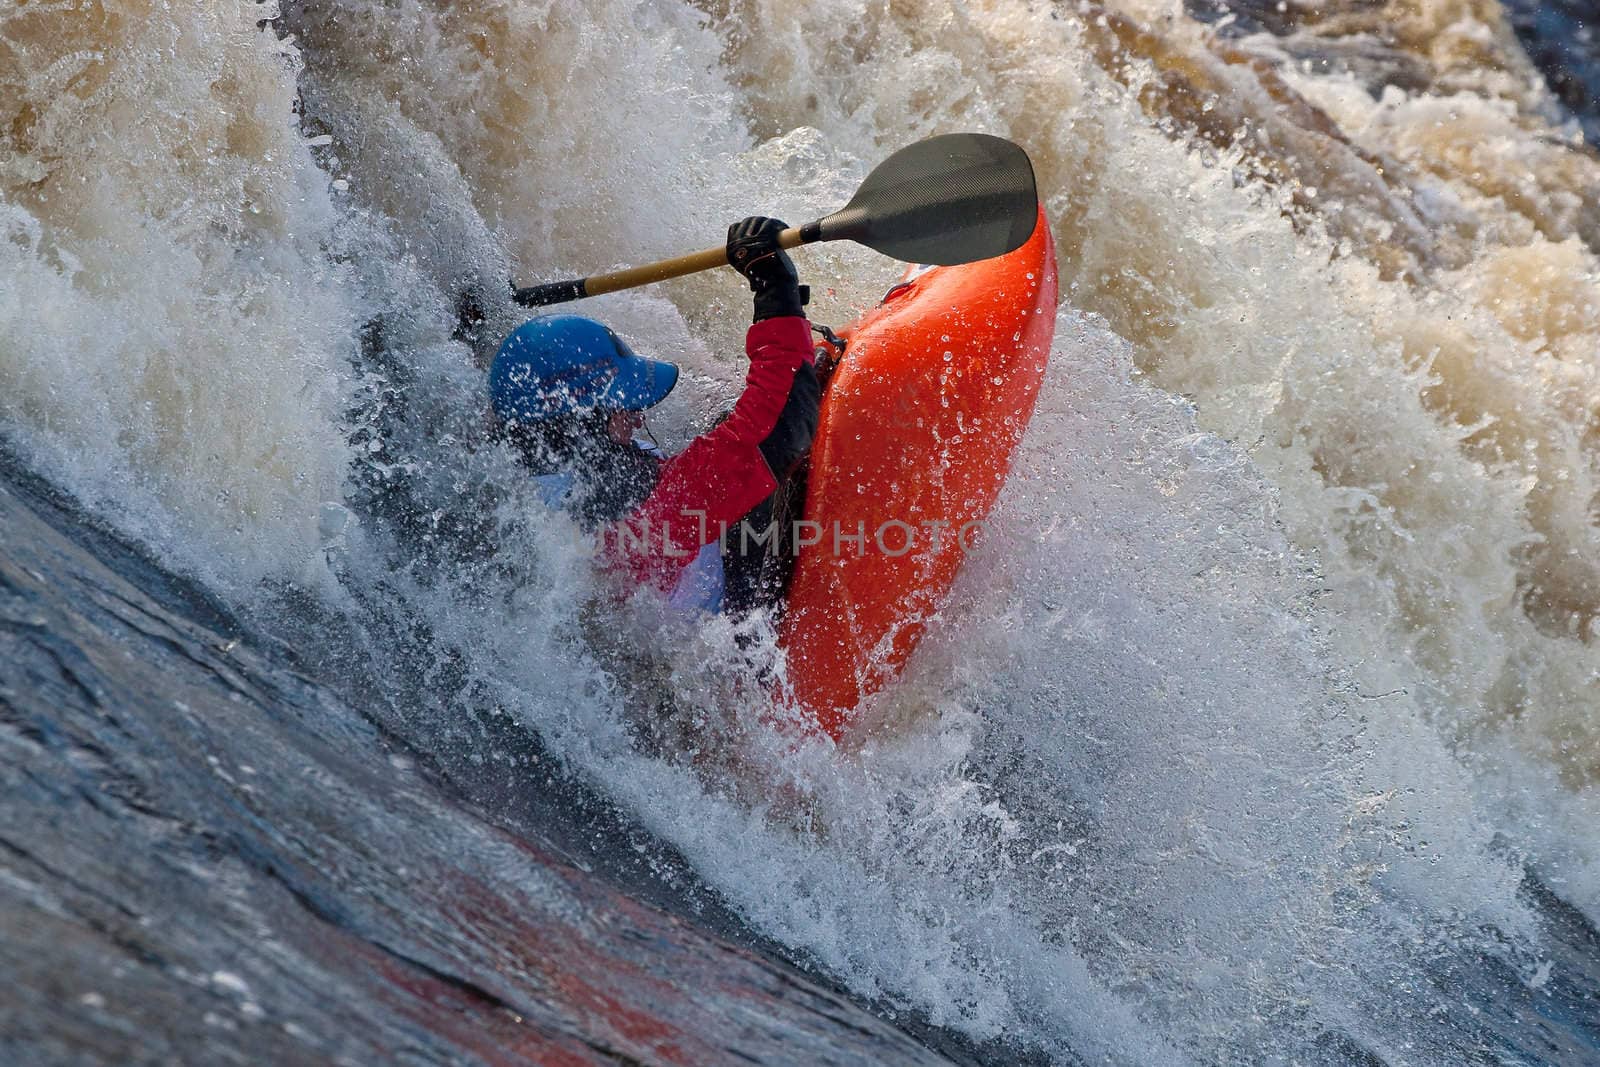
[512,133,1038,308]
[515,223,821,307]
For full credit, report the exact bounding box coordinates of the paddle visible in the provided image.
[512,133,1038,308]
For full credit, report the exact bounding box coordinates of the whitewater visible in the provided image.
[2,0,1598,1063]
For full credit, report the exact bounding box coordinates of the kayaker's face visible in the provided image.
[605,408,645,445]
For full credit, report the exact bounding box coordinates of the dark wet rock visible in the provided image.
[0,450,981,1067]
[1070,0,1455,280]
[1502,0,1600,142]
[1149,0,1600,259]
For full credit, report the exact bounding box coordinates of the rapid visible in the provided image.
[2,0,1598,1063]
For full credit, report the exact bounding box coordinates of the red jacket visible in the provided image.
[605,316,815,590]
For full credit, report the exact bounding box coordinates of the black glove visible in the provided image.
[726,216,808,322]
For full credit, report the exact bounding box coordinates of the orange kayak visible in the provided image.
[779,205,1058,739]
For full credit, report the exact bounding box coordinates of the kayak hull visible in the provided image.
[779,205,1057,739]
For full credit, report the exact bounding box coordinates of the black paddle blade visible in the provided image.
[812,133,1038,265]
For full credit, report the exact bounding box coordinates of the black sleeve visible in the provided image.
[756,360,820,479]
[722,361,821,616]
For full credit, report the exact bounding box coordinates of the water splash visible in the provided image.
[4,0,1599,1061]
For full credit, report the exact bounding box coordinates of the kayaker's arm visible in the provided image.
[608,315,815,589]
[603,217,818,591]
[727,216,820,482]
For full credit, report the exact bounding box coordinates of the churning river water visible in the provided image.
[3,0,1599,1063]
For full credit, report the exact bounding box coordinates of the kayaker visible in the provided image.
[489,216,820,613]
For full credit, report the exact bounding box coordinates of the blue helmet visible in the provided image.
[489,315,679,423]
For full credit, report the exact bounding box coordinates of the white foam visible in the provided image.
[5,0,1597,1059]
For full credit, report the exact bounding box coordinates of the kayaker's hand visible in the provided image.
[727,216,807,322]
[727,217,795,289]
